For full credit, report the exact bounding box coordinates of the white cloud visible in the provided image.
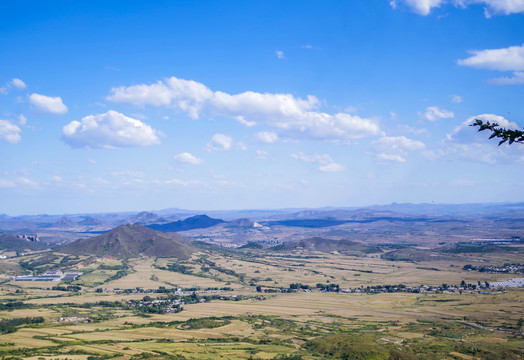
[18,114,27,125]
[256,149,269,159]
[0,179,15,188]
[448,113,521,142]
[11,78,26,89]
[458,43,524,71]
[291,152,344,172]
[450,94,463,103]
[423,106,454,121]
[488,71,524,85]
[255,131,279,143]
[159,178,206,187]
[372,136,426,162]
[107,77,213,118]
[111,170,146,178]
[17,177,38,187]
[376,153,408,162]
[62,110,162,149]
[0,120,22,144]
[399,124,428,135]
[107,76,381,142]
[392,0,524,16]
[206,133,232,151]
[432,113,524,164]
[276,50,285,59]
[458,44,524,84]
[236,142,248,151]
[398,0,445,15]
[174,152,204,164]
[29,93,68,114]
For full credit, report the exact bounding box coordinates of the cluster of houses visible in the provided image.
[98,287,231,295]
[464,263,523,275]
[257,281,501,294]
[58,316,90,322]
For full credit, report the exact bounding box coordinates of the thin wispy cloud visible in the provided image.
[255,131,279,144]
[372,136,425,162]
[292,152,344,172]
[422,106,454,121]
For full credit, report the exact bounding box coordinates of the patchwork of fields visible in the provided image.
[0,243,522,359]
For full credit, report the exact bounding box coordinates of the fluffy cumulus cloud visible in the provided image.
[107,76,381,142]
[458,43,524,71]
[426,114,524,164]
[255,131,279,143]
[29,93,68,114]
[458,44,524,84]
[447,113,521,143]
[0,120,22,144]
[372,136,426,162]
[423,106,454,121]
[291,152,344,172]
[391,0,524,16]
[174,152,204,164]
[206,133,233,151]
[62,110,162,149]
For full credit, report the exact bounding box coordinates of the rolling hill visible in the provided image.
[0,234,49,252]
[59,224,194,259]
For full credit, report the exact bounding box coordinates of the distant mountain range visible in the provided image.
[2,202,524,245]
[59,224,193,259]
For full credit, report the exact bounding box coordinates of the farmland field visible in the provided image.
[0,245,522,359]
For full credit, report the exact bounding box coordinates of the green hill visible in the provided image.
[59,224,194,259]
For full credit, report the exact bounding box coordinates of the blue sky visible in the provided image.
[1,0,524,215]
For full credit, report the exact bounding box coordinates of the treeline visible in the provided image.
[0,301,31,311]
[52,285,81,292]
[0,317,44,334]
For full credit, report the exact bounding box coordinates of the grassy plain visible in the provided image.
[0,246,522,359]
